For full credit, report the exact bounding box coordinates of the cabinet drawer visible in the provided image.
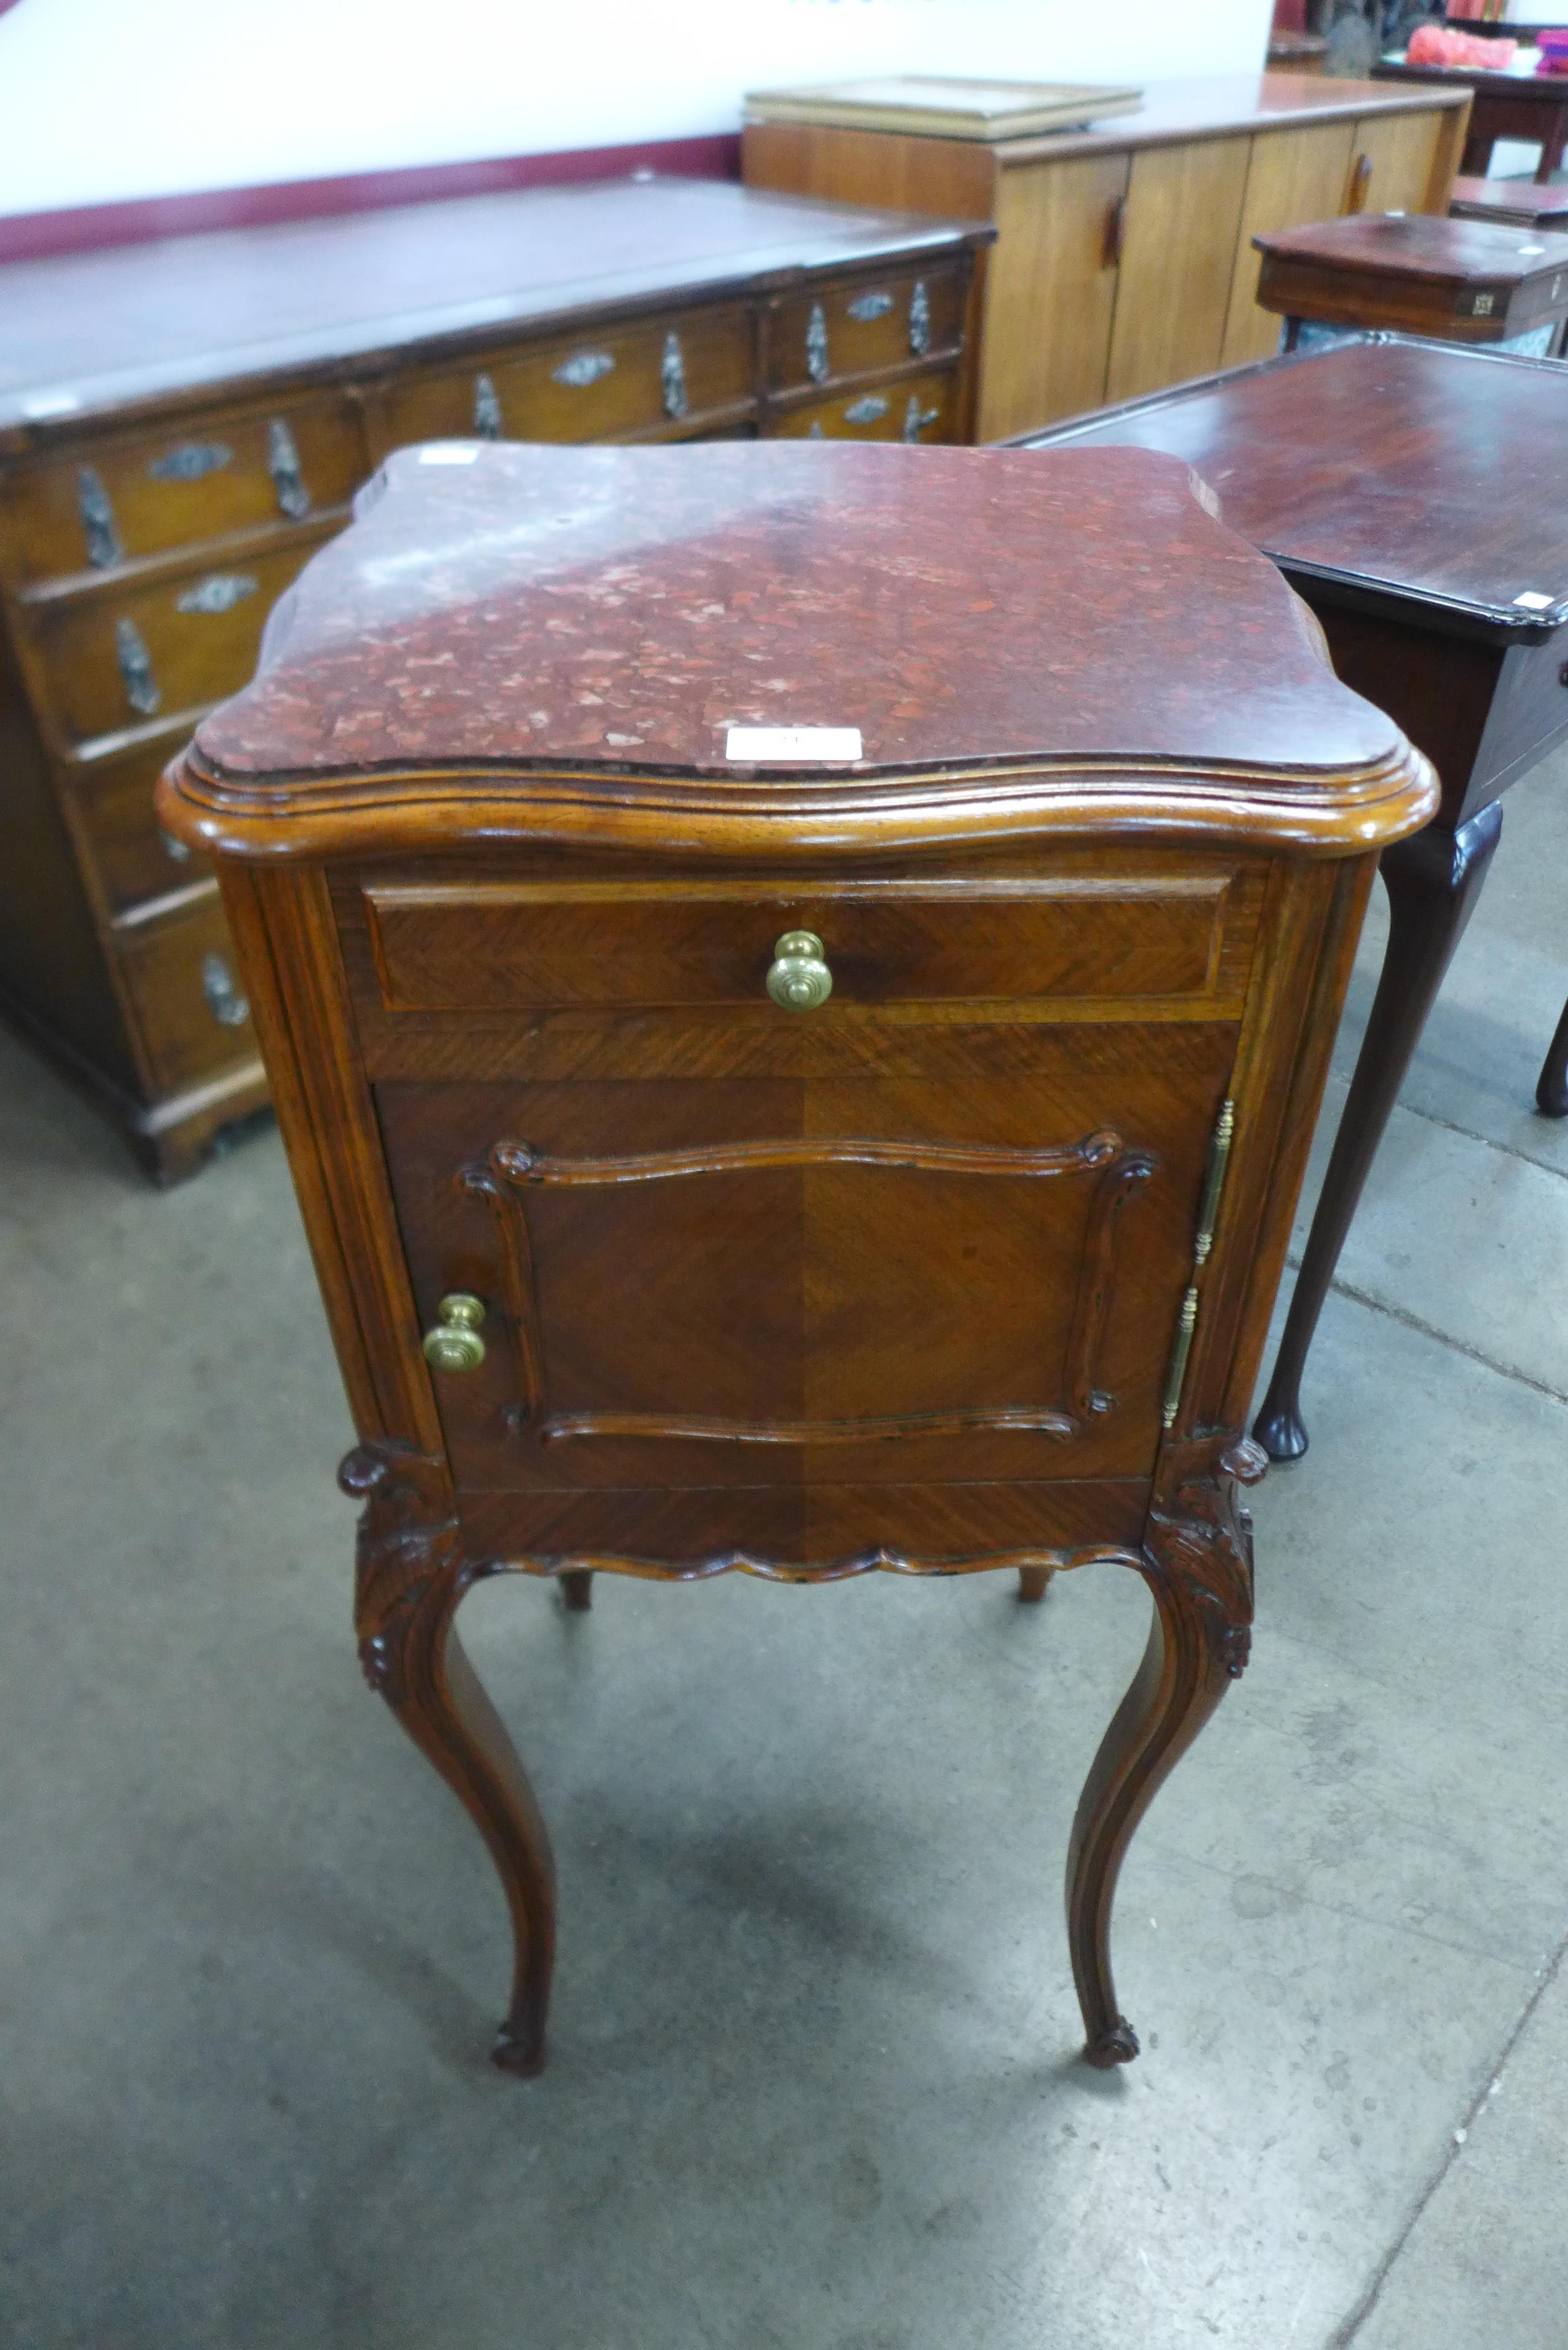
[767,266,968,393]
[370,308,755,450]
[1,394,363,589]
[73,740,210,915]
[116,896,257,1095]
[28,528,335,748]
[768,367,959,443]
[357,872,1259,1020]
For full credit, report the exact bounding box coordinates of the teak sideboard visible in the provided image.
[744,70,1470,439]
[161,439,1434,2074]
[0,177,989,1181]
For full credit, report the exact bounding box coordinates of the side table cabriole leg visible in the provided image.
[1536,993,1568,1119]
[1253,802,1504,1461]
[339,1444,557,2076]
[1067,1438,1264,2066]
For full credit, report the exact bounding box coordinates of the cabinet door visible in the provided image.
[1348,109,1453,215]
[1220,120,1358,368]
[976,151,1129,439]
[1104,138,1252,406]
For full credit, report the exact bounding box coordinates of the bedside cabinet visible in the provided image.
[161,439,1432,2076]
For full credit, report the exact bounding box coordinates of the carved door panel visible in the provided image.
[378,1057,1226,1494]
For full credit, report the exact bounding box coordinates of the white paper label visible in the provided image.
[725,726,862,762]
[1513,590,1556,609]
[418,444,480,464]
[22,390,80,418]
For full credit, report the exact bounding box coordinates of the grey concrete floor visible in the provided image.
[2,761,1566,2350]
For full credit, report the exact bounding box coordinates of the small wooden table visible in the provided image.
[1375,50,1568,182]
[1019,335,1568,1458]
[1254,209,1568,352]
[1450,171,1568,228]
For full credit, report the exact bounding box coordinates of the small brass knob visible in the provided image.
[766,929,833,1013]
[422,1293,487,1374]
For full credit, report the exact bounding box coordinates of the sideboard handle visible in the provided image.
[114,617,161,715]
[77,467,123,569]
[1346,152,1373,215]
[661,332,688,419]
[908,278,931,355]
[200,952,250,1028]
[806,302,829,384]
[268,418,312,518]
[422,1292,488,1374]
[766,929,833,1012]
[1105,195,1128,268]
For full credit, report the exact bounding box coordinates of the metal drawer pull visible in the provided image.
[661,332,688,419]
[472,374,503,438]
[175,572,258,616]
[808,421,825,439]
[77,467,123,569]
[161,828,193,864]
[847,288,894,322]
[114,618,160,715]
[147,441,232,482]
[422,1292,487,1374]
[765,929,833,1013]
[903,393,941,442]
[200,952,250,1028]
[806,302,829,384]
[908,278,931,355]
[552,350,615,388]
[267,418,311,517]
[845,395,889,426]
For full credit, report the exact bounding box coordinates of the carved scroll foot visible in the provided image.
[1017,1565,1054,1604]
[1066,1438,1262,2067]
[340,1443,556,2078]
[559,1569,594,1613]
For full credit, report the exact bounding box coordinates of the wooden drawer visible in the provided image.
[369,308,755,451]
[27,528,335,749]
[0,393,363,589]
[356,871,1260,1024]
[72,740,211,915]
[767,265,968,393]
[768,367,959,442]
[116,894,256,1095]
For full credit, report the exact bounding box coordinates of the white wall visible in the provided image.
[0,0,1271,217]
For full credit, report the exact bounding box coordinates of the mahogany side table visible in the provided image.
[160,440,1429,2074]
[1021,335,1568,1458]
[1253,209,1568,355]
[1449,173,1568,230]
[1374,50,1568,183]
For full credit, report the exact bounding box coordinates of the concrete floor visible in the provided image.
[2,759,1566,2350]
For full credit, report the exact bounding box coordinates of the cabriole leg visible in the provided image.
[1066,1444,1260,2067]
[1017,1565,1054,1603]
[1536,992,1568,1119]
[340,1444,556,2076]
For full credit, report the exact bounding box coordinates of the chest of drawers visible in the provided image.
[0,178,987,1181]
[161,439,1432,2073]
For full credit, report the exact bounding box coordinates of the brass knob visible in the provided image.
[422,1292,487,1373]
[765,929,833,1012]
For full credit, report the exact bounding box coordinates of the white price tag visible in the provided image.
[725,726,862,763]
[418,444,480,465]
[1513,590,1556,610]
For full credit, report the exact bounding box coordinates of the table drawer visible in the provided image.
[28,528,335,748]
[768,265,968,393]
[358,872,1257,1021]
[370,308,755,450]
[116,894,257,1095]
[1,393,364,589]
[72,740,211,915]
[768,368,959,443]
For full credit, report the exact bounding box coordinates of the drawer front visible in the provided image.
[370,308,755,451]
[357,873,1258,1020]
[29,528,335,747]
[73,740,211,914]
[378,1057,1226,1496]
[768,368,959,443]
[768,265,968,393]
[1,395,363,589]
[1475,634,1568,796]
[117,896,257,1096]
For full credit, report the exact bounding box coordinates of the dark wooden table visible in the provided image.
[1254,209,1568,350]
[1450,171,1568,228]
[1019,334,1568,1458]
[1375,51,1568,182]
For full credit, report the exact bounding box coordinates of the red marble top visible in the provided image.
[192,440,1402,789]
